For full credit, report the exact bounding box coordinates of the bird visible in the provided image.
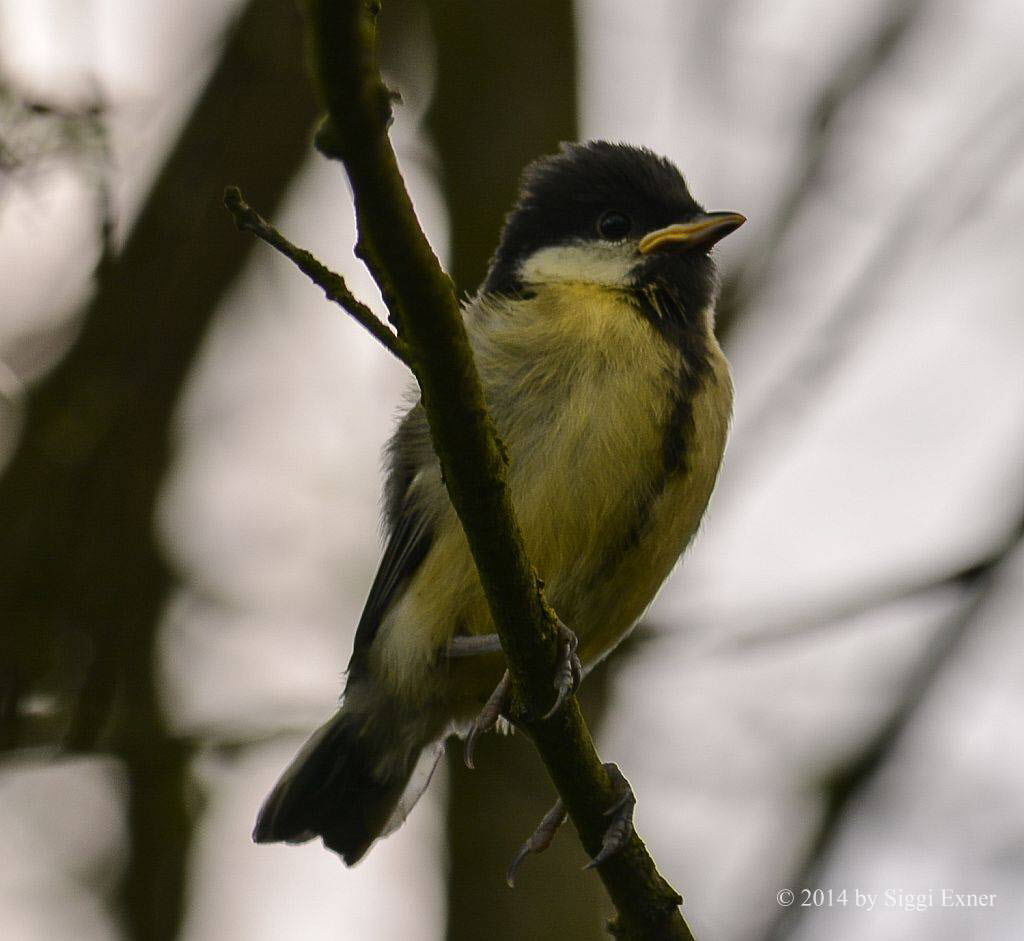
[253,140,744,868]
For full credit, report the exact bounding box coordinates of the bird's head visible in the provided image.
[482,141,744,332]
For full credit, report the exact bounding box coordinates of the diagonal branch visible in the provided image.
[284,1,695,937]
[224,186,412,365]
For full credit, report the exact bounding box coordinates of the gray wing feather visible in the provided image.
[347,402,435,677]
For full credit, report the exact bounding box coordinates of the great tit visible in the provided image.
[253,141,744,865]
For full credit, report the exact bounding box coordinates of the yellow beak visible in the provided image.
[638,212,746,254]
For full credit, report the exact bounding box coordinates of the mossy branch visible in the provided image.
[236,2,697,936]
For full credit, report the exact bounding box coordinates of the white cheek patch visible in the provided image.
[518,241,637,288]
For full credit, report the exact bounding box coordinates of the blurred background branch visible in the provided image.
[0,1,317,937]
[763,513,1024,941]
[724,84,1024,477]
[715,0,928,342]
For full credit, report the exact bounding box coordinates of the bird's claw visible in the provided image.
[506,762,635,885]
[464,670,511,770]
[542,620,583,720]
[464,620,579,767]
[506,798,567,888]
[583,763,636,870]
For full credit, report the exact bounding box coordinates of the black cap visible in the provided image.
[483,141,706,296]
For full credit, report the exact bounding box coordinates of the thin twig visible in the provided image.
[223,185,412,366]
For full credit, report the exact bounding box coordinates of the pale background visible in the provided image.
[2,1,1023,939]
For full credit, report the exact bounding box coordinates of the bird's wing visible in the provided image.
[347,508,433,677]
[346,403,435,678]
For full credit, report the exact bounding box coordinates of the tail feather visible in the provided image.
[254,707,440,865]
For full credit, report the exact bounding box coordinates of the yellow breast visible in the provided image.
[373,285,731,706]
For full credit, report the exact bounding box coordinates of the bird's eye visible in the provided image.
[596,211,632,241]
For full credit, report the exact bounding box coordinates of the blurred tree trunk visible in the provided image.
[421,3,612,937]
[0,1,318,938]
[424,0,578,296]
[443,672,617,940]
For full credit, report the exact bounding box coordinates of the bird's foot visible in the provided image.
[460,619,580,769]
[583,763,636,870]
[542,619,583,720]
[464,670,511,770]
[506,762,635,886]
[506,797,567,887]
